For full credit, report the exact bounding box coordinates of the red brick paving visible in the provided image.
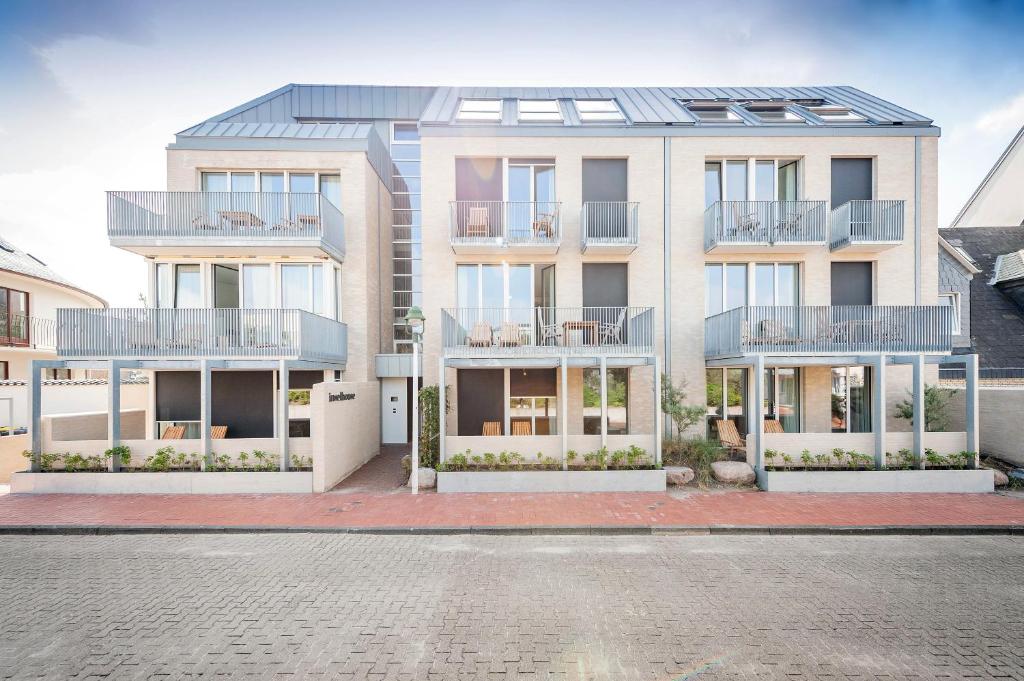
[0,490,1022,530]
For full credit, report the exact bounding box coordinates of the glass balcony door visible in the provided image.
[507,160,555,241]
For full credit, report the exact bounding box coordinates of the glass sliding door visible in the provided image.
[831,366,871,433]
[764,368,800,432]
[704,162,722,209]
[213,264,239,309]
[706,367,747,439]
[777,160,799,201]
[241,265,271,309]
[725,161,748,201]
[174,265,201,308]
[754,160,775,201]
[507,160,555,241]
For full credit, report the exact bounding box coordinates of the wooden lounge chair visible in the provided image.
[599,308,627,345]
[532,213,555,239]
[764,419,785,434]
[465,206,490,238]
[482,421,502,436]
[161,425,185,440]
[498,322,521,347]
[511,421,532,436]
[467,322,493,347]
[715,419,746,459]
[210,426,228,439]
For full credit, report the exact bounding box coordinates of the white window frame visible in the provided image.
[508,395,559,436]
[518,99,562,123]
[939,292,961,335]
[744,103,807,125]
[684,102,743,124]
[804,104,866,123]
[457,263,538,310]
[574,99,625,123]
[831,366,871,434]
[705,158,802,203]
[704,262,801,317]
[198,170,339,196]
[456,99,502,122]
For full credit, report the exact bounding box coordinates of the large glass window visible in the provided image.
[391,122,421,352]
[173,265,201,308]
[778,160,799,201]
[755,160,775,201]
[764,368,801,432]
[156,263,173,309]
[583,368,629,435]
[706,368,747,438]
[319,174,341,209]
[0,287,29,345]
[280,263,323,314]
[260,173,284,193]
[509,397,557,435]
[725,160,748,201]
[289,173,315,193]
[242,265,272,309]
[753,263,799,306]
[230,172,255,193]
[831,367,871,433]
[213,264,239,309]
[201,172,227,192]
[704,162,722,209]
[706,262,798,316]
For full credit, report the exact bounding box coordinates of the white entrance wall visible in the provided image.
[310,380,380,492]
[380,377,408,444]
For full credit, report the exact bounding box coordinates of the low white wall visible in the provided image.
[0,382,148,430]
[11,471,313,494]
[46,409,147,442]
[310,380,380,493]
[758,469,994,493]
[948,387,1024,466]
[437,469,667,493]
[447,435,562,461]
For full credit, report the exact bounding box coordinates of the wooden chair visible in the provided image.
[497,322,521,347]
[160,425,185,440]
[482,421,501,436]
[467,322,493,347]
[511,421,532,436]
[715,419,747,458]
[764,419,785,434]
[731,202,761,238]
[599,308,627,346]
[465,206,490,238]
[536,308,562,346]
[210,426,228,439]
[532,213,555,239]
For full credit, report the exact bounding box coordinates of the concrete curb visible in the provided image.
[0,524,1021,536]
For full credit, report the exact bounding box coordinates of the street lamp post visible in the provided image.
[404,306,425,494]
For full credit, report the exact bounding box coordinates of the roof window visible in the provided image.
[805,103,866,123]
[574,99,625,123]
[456,99,502,122]
[518,100,562,123]
[684,102,743,124]
[744,103,806,124]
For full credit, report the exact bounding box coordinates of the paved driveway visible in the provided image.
[1,534,1022,679]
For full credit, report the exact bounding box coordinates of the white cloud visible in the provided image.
[974,92,1024,135]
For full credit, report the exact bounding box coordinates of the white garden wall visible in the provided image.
[310,380,380,492]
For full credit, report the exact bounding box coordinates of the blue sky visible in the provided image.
[1,0,1022,305]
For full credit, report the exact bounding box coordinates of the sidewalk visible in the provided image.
[1,489,1023,534]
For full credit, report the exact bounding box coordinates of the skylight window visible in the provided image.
[745,103,806,124]
[518,99,562,123]
[456,99,502,122]
[685,103,742,124]
[805,103,866,123]
[574,99,625,123]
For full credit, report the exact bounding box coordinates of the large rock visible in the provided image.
[407,467,436,489]
[992,469,1009,487]
[711,461,756,485]
[665,466,695,486]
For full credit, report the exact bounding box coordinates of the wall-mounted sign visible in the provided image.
[328,391,356,403]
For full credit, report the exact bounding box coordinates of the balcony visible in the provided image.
[704,200,828,252]
[57,308,347,365]
[580,202,639,254]
[442,307,655,357]
[107,191,345,260]
[704,305,952,358]
[449,201,561,254]
[0,314,55,350]
[830,200,904,251]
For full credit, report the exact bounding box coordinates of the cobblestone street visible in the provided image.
[1,533,1022,679]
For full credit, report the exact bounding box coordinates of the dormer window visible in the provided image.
[574,99,625,123]
[805,103,866,123]
[745,103,806,124]
[685,102,742,124]
[456,99,502,122]
[518,100,562,123]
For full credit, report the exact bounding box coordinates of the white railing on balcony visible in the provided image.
[0,314,55,350]
[581,201,639,247]
[107,191,345,254]
[449,201,561,246]
[830,200,904,249]
[704,200,828,250]
[57,308,347,364]
[704,305,952,357]
[442,307,655,356]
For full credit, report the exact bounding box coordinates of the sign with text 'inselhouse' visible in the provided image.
[328,391,356,403]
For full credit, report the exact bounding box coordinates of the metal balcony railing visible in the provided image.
[830,200,905,249]
[107,191,345,254]
[57,308,347,364]
[442,307,655,356]
[581,201,639,248]
[0,313,55,350]
[449,201,561,246]
[704,305,953,357]
[704,200,828,250]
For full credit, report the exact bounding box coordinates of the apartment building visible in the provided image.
[31,83,980,482]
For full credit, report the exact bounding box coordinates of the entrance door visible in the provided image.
[381,377,408,444]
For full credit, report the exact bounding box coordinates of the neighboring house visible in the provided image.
[31,83,979,476]
[940,227,1024,368]
[938,235,981,353]
[0,237,106,383]
[950,124,1024,228]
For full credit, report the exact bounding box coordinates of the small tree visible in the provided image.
[417,384,450,469]
[661,373,706,438]
[894,384,954,432]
